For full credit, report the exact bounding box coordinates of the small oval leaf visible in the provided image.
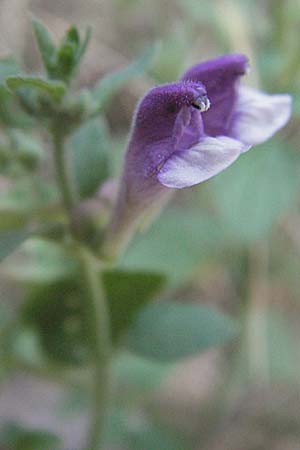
[127,301,239,361]
[6,76,66,101]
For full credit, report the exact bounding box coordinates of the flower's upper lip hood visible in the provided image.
[135,80,208,119]
[131,80,209,144]
[181,53,249,82]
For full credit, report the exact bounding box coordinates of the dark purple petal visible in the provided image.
[157,136,244,188]
[122,81,208,207]
[229,86,292,149]
[181,54,248,136]
[102,81,208,258]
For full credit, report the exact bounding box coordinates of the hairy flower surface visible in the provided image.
[103,54,291,258]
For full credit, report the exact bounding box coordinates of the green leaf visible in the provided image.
[6,76,66,101]
[0,86,33,128]
[120,208,222,285]
[93,43,158,108]
[53,25,91,82]
[56,26,80,81]
[127,302,239,362]
[0,229,30,262]
[32,17,57,76]
[22,281,87,365]
[0,423,61,450]
[103,270,166,341]
[0,58,32,127]
[210,141,299,244]
[56,43,75,80]
[76,26,92,65]
[32,19,91,83]
[65,26,80,46]
[112,352,170,406]
[69,117,111,198]
[21,269,165,365]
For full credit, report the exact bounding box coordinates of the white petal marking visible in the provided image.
[231,86,292,150]
[157,136,244,188]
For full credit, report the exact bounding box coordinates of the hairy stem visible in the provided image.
[52,131,77,213]
[77,246,111,450]
[52,129,111,449]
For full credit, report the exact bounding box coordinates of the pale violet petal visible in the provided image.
[231,86,292,149]
[157,136,244,188]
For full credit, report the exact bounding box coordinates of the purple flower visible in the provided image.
[102,54,291,258]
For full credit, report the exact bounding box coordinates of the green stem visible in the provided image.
[52,131,77,213]
[51,128,111,449]
[77,246,111,450]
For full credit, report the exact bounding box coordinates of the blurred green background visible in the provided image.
[0,0,300,449]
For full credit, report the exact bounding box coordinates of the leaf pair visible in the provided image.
[21,273,238,366]
[4,21,90,110]
[32,18,91,84]
[21,268,166,366]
